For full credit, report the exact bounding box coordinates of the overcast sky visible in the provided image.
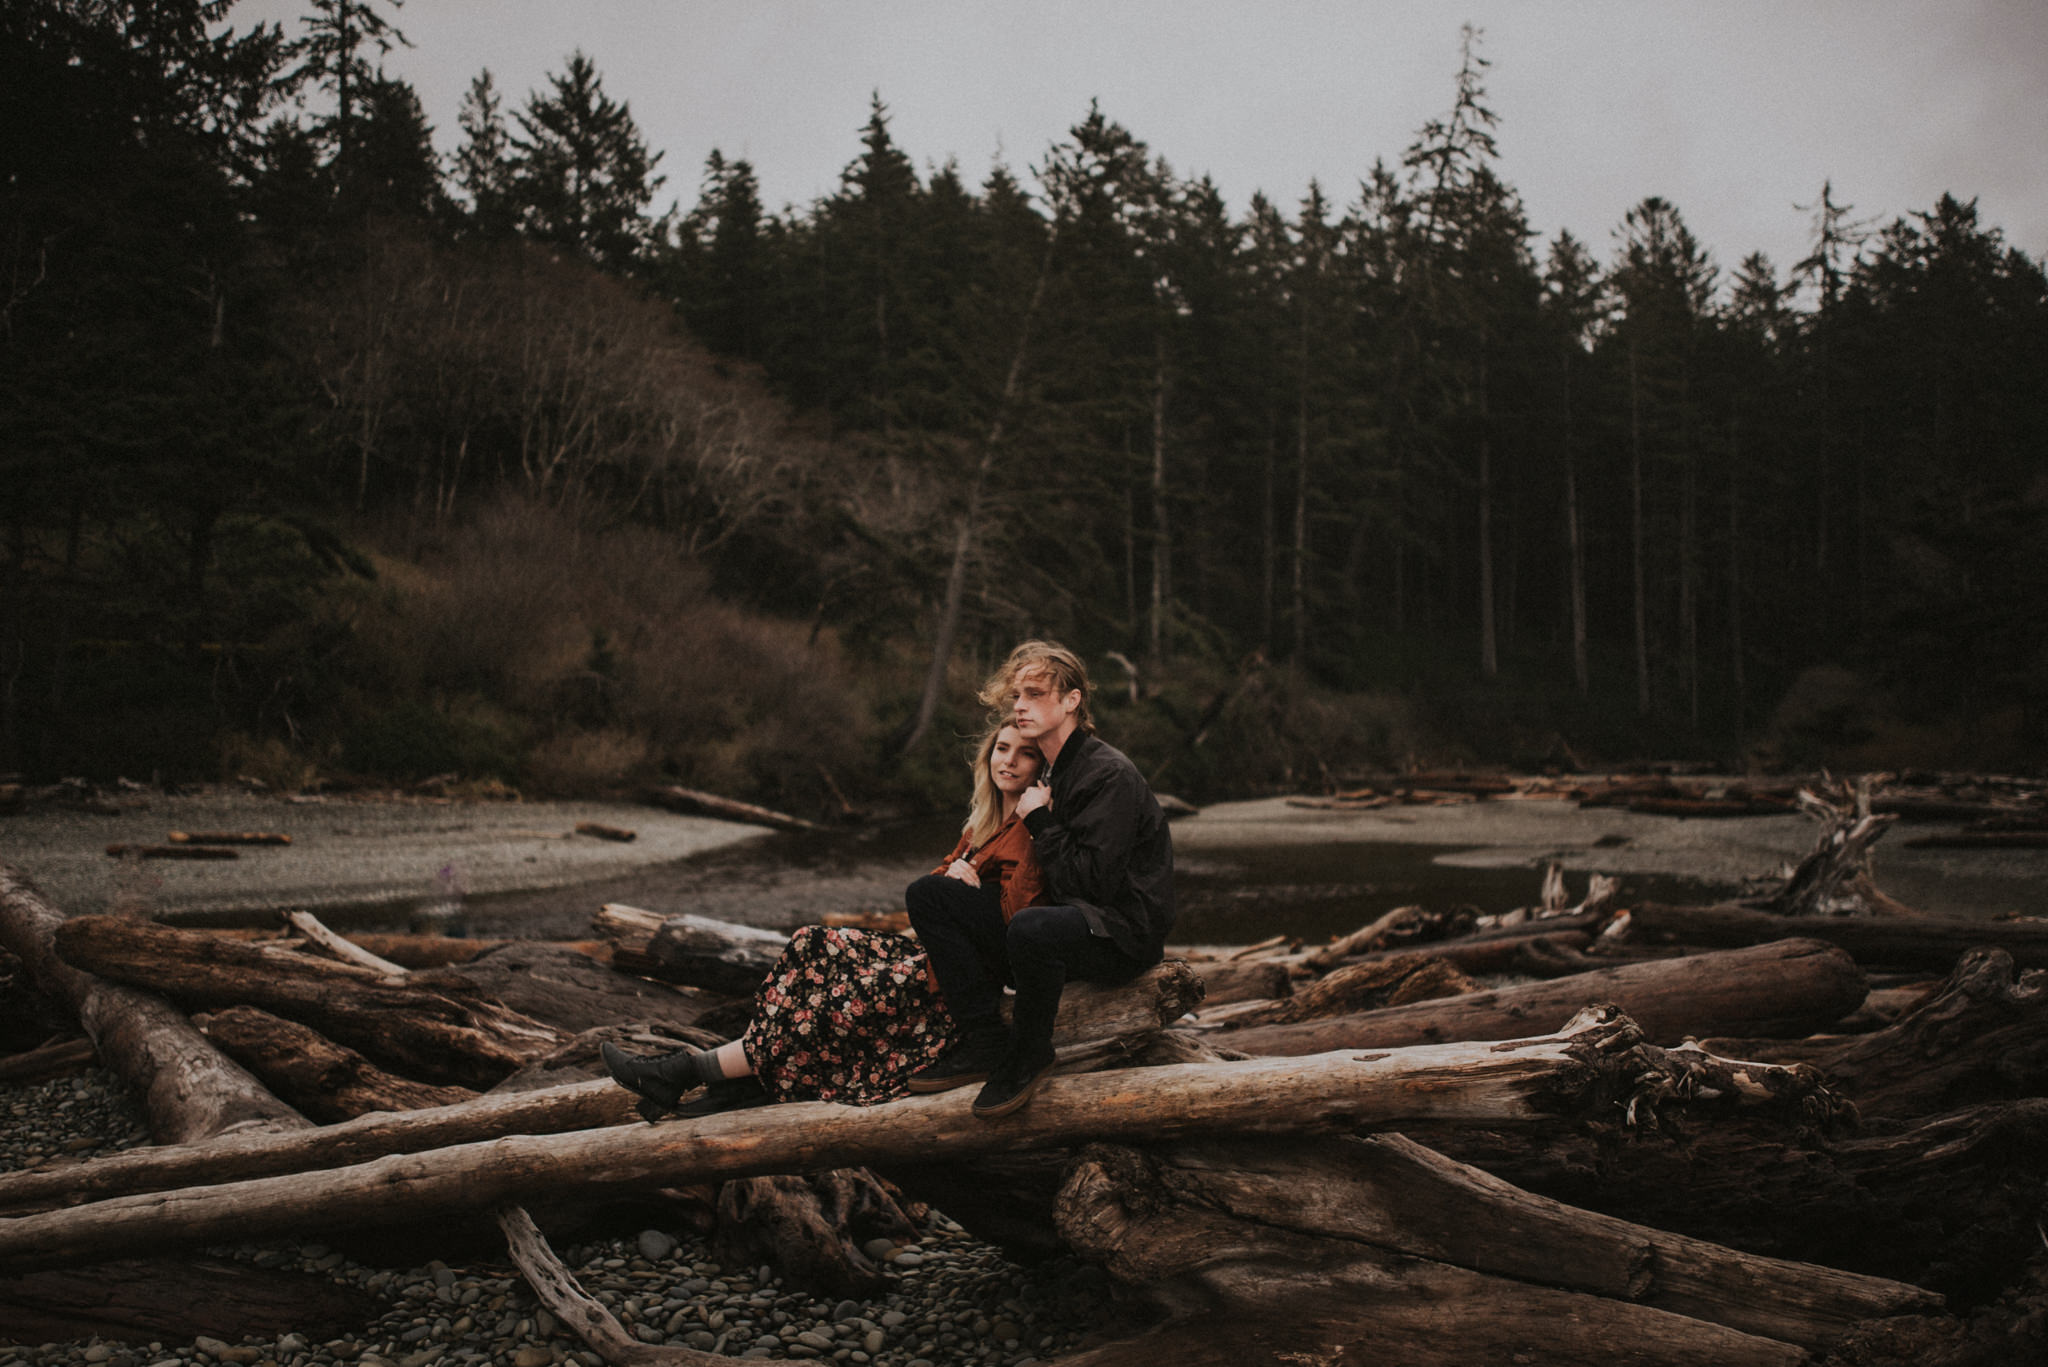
[235,0,2048,295]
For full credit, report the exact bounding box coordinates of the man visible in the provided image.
[904,639,1175,1118]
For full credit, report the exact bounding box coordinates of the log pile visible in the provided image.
[3,774,2046,1365]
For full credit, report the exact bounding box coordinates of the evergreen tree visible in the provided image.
[453,70,519,237]
[283,0,410,169]
[510,51,665,272]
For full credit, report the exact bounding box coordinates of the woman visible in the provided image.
[602,720,1045,1118]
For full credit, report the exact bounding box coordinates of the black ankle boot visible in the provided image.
[601,1042,710,1115]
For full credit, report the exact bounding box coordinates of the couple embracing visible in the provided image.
[604,639,1175,1122]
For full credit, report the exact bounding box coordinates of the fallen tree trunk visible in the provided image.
[1217,952,1474,1028]
[0,1008,1845,1268]
[1700,947,2048,1120]
[643,785,821,833]
[1627,902,2048,971]
[0,1036,96,1087]
[52,915,566,1088]
[0,963,1202,1218]
[1049,1134,1934,1365]
[435,941,722,1034]
[194,1005,478,1122]
[0,1077,639,1217]
[0,1254,381,1346]
[0,864,306,1144]
[1056,1157,1806,1367]
[1222,938,1866,1055]
[1404,1098,2048,1302]
[598,906,791,992]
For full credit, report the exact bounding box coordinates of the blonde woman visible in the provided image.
[603,720,1045,1117]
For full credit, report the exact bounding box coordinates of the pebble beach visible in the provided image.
[0,1069,1120,1366]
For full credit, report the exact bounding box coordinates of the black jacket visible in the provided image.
[1020,729,1175,964]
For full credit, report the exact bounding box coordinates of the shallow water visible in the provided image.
[1170,839,1734,947]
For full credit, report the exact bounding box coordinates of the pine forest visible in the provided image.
[5,1,2046,810]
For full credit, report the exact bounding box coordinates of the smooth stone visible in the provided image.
[512,1348,553,1367]
[831,1299,861,1323]
[863,1329,887,1354]
[888,1251,923,1267]
[861,1237,897,1261]
[795,1331,833,1350]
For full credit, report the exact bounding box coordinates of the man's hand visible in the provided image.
[945,857,981,887]
[1016,779,1052,818]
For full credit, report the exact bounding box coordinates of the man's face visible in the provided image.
[1009,668,1079,743]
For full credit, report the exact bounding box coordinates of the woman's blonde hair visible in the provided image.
[963,719,1040,849]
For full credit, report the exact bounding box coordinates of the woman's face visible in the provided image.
[988,725,1044,797]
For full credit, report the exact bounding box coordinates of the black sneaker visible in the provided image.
[971,1052,1056,1119]
[905,1027,1009,1094]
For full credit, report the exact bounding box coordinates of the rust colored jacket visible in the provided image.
[929,813,1045,922]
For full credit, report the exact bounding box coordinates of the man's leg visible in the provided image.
[903,873,1012,1092]
[973,904,1140,1118]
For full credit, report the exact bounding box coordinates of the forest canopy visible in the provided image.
[3,1,2044,807]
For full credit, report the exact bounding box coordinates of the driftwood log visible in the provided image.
[1048,1133,1935,1366]
[597,904,792,991]
[495,1204,721,1367]
[0,1255,381,1346]
[642,785,821,833]
[1700,947,2048,1121]
[1222,937,1866,1054]
[193,1005,478,1122]
[0,864,307,1144]
[434,940,723,1034]
[52,915,566,1088]
[0,1078,639,1217]
[1404,1096,2048,1301]
[0,1008,1844,1268]
[1626,902,2048,971]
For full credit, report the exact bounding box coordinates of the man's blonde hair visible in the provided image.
[979,639,1094,734]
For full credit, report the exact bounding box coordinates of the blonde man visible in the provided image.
[905,640,1176,1117]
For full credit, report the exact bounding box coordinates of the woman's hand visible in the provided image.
[1015,778,1052,818]
[945,857,981,887]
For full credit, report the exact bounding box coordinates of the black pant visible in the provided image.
[904,873,1145,1067]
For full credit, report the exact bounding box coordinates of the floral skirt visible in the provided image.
[741,926,955,1106]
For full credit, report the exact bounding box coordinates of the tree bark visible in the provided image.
[1222,938,1866,1055]
[0,1008,1843,1268]
[52,914,567,1088]
[0,864,307,1145]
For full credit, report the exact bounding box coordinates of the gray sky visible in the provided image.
[238,0,2048,295]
